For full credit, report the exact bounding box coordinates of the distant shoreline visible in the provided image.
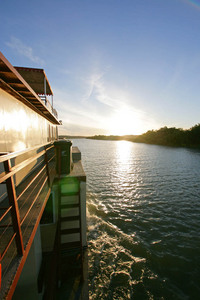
[59,135,87,139]
[59,124,200,149]
[86,124,200,149]
[87,135,138,141]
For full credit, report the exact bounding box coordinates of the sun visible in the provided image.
[106,107,145,136]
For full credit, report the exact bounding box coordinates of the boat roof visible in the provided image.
[0,52,59,125]
[14,66,53,96]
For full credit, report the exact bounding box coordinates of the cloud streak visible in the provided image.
[6,37,44,65]
[54,70,159,136]
[83,72,122,109]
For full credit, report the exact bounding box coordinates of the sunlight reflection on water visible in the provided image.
[72,139,200,299]
[115,140,132,165]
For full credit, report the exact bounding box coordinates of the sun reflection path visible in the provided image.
[115,140,132,167]
[114,141,138,198]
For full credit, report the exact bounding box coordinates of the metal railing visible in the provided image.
[0,142,57,299]
[39,95,58,119]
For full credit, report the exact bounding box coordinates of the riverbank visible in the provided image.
[87,124,200,148]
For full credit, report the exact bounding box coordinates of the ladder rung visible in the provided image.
[61,228,81,235]
[61,216,80,222]
[61,203,79,209]
[61,191,79,197]
[61,241,81,250]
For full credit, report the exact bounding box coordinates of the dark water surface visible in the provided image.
[72,139,200,300]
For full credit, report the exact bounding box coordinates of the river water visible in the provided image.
[72,139,200,300]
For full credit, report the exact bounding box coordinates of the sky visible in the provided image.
[1,0,200,136]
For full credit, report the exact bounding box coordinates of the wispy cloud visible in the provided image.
[81,72,103,97]
[6,37,44,65]
[54,70,160,135]
[84,72,138,110]
[80,73,121,115]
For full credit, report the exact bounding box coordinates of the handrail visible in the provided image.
[20,176,48,226]
[38,96,58,119]
[17,164,46,201]
[0,142,54,164]
[1,233,16,261]
[0,206,12,223]
[39,95,52,113]
[0,150,46,184]
[0,142,57,299]
[4,158,24,255]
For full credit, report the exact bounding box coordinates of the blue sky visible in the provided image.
[1,0,200,135]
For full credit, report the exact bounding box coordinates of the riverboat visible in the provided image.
[0,52,88,299]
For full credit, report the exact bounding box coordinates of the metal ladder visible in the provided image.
[58,178,84,286]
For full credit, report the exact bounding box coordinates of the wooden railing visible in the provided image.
[0,142,57,299]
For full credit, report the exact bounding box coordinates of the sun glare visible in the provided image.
[116,140,132,164]
[106,107,145,136]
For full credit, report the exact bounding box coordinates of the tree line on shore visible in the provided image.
[87,124,200,148]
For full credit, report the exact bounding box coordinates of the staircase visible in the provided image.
[58,177,84,285]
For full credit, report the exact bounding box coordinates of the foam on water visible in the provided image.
[87,194,167,299]
[87,194,194,300]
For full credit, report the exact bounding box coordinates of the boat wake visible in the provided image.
[86,193,168,300]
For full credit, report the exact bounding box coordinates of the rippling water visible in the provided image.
[72,139,200,299]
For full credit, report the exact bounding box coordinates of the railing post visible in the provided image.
[4,160,24,256]
[44,146,50,186]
